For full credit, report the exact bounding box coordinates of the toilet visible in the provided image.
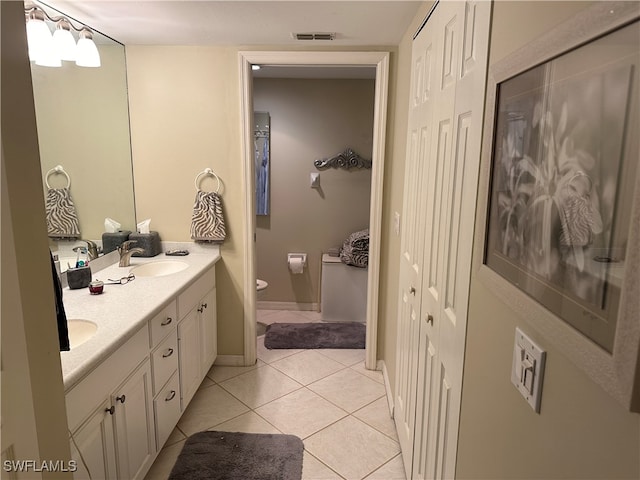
[257,279,268,300]
[320,254,368,322]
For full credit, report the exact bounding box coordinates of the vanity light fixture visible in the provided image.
[24,5,101,68]
[52,18,76,61]
[76,29,101,67]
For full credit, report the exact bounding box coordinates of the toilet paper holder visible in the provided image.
[287,253,307,266]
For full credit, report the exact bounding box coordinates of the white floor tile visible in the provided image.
[271,350,346,385]
[353,397,397,441]
[148,309,404,480]
[257,336,303,364]
[302,451,343,479]
[256,388,347,439]
[210,411,282,435]
[163,427,186,448]
[318,348,366,366]
[350,362,384,384]
[143,439,185,480]
[219,364,303,408]
[364,454,407,480]
[308,368,385,413]
[305,416,400,480]
[177,385,250,436]
[206,360,263,383]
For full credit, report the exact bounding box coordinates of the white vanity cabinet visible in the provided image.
[64,261,218,480]
[177,267,217,410]
[111,359,155,480]
[66,327,154,480]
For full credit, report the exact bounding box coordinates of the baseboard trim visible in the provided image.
[214,355,248,367]
[257,301,319,311]
[378,359,394,419]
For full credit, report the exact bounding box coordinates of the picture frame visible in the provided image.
[475,2,640,410]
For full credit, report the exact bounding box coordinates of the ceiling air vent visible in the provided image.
[292,32,336,41]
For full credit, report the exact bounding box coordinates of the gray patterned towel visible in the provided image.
[190,190,226,243]
[45,188,80,239]
[340,228,369,268]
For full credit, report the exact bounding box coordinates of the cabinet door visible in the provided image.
[199,288,217,375]
[69,400,117,480]
[178,308,201,410]
[113,359,154,480]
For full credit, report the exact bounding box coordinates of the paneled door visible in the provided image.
[395,2,491,478]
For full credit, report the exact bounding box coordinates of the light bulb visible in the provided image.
[53,19,77,61]
[26,9,52,62]
[76,29,100,67]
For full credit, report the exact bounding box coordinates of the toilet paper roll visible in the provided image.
[289,257,304,274]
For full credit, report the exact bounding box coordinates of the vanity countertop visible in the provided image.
[60,249,221,391]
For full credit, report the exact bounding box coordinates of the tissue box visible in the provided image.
[102,230,132,254]
[67,266,91,289]
[129,232,162,257]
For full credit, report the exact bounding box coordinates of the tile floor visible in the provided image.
[144,310,407,480]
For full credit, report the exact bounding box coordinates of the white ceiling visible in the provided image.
[43,1,423,47]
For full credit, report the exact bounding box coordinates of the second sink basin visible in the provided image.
[130,260,189,277]
[67,319,97,349]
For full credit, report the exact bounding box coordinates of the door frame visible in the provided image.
[239,51,390,368]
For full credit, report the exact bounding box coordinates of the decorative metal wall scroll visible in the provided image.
[314,148,372,170]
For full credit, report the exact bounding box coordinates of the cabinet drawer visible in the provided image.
[154,372,181,451]
[177,268,216,319]
[149,300,177,348]
[151,329,178,395]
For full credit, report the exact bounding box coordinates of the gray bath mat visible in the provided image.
[264,322,365,349]
[169,431,303,480]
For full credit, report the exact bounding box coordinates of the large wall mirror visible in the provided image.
[30,2,136,270]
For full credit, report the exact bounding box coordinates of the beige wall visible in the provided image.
[125,46,245,355]
[32,45,136,241]
[1,1,72,476]
[253,78,374,304]
[456,2,640,478]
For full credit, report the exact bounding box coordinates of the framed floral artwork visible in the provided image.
[476,1,640,410]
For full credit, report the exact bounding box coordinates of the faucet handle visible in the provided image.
[119,240,137,253]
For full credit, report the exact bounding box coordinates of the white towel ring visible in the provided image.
[45,165,71,189]
[194,168,221,193]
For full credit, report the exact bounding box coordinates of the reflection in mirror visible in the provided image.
[255,112,270,215]
[29,3,136,271]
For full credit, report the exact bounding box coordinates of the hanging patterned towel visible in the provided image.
[190,190,227,242]
[45,187,80,239]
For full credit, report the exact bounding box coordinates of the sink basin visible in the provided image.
[67,320,97,349]
[130,260,189,277]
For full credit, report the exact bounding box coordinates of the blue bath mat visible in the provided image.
[264,322,365,349]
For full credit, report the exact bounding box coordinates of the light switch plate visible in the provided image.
[511,328,546,413]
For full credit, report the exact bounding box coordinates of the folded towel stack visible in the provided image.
[340,228,369,268]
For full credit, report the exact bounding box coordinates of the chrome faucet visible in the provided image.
[80,240,99,261]
[118,240,144,267]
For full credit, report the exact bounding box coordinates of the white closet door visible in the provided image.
[396,1,491,479]
[394,5,437,474]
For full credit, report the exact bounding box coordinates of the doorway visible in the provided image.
[239,51,390,369]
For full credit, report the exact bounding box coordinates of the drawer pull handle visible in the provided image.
[116,395,126,404]
[165,390,176,402]
[197,302,208,313]
[427,314,434,325]
[410,286,416,295]
[105,406,115,415]
[161,317,173,326]
[162,348,174,358]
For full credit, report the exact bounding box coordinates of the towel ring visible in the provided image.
[194,168,221,193]
[45,165,71,189]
